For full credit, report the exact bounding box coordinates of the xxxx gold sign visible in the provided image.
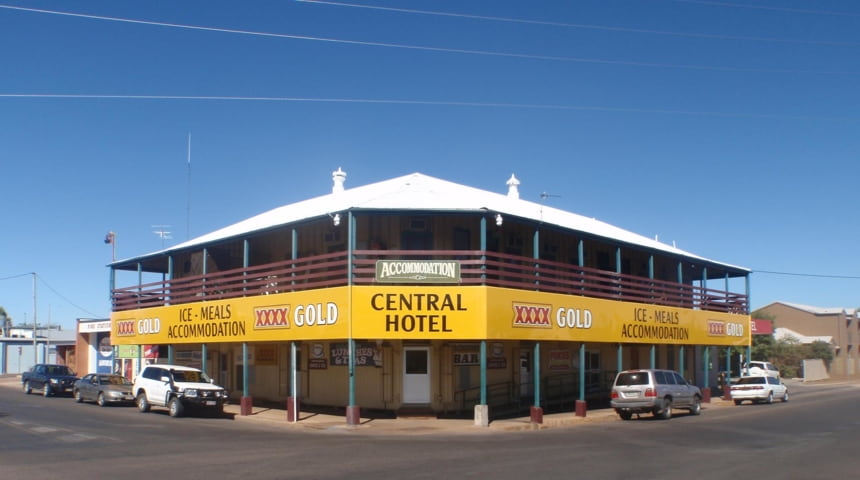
[512,302,552,328]
[110,287,349,345]
[254,305,291,329]
[486,287,749,346]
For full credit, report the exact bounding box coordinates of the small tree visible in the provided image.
[805,340,835,365]
[0,306,11,337]
[751,334,775,362]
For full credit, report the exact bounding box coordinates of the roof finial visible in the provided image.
[506,173,520,199]
[332,167,347,193]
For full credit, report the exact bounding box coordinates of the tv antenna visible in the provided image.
[539,192,562,222]
[152,225,172,247]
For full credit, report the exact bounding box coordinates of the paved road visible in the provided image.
[1,377,858,479]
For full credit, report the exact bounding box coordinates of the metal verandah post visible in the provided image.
[239,241,253,416]
[288,230,300,422]
[531,342,543,424]
[346,211,361,426]
[575,342,587,417]
[474,340,489,427]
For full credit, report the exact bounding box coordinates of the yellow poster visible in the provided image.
[111,284,748,347]
[485,287,749,346]
[111,287,349,345]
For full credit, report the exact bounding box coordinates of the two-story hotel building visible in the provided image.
[109,170,750,425]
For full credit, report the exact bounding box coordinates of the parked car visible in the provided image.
[730,375,788,405]
[21,364,79,397]
[132,364,229,417]
[610,368,702,420]
[743,361,780,378]
[73,373,134,406]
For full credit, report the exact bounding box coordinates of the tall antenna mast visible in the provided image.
[186,132,192,240]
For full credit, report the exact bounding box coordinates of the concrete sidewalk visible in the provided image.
[1,373,740,435]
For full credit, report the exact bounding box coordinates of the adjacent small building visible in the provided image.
[0,327,76,375]
[755,302,859,377]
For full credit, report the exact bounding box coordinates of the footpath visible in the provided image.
[5,374,838,436]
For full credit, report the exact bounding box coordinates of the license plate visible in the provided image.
[624,391,640,398]
[206,401,216,406]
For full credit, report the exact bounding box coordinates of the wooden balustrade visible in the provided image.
[112,250,747,314]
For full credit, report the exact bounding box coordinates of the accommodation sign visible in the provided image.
[375,260,460,283]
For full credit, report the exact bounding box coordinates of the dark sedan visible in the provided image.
[74,374,135,406]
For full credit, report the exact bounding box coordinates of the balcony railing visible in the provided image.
[112,249,748,314]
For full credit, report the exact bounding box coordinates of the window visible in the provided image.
[405,350,428,375]
[616,372,649,386]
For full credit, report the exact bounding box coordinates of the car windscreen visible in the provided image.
[615,372,649,386]
[171,370,211,383]
[104,375,131,385]
[45,365,73,376]
[737,377,766,385]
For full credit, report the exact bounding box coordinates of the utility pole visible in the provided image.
[32,272,37,365]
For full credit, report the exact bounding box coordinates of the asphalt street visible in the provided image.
[1,374,859,479]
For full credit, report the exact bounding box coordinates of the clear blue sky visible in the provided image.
[2,0,859,331]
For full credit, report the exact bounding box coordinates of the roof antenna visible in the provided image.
[539,192,561,221]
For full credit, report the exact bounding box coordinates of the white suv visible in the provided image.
[132,364,229,417]
[743,361,780,378]
[610,369,703,420]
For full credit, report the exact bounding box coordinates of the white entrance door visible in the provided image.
[403,347,431,404]
[520,350,532,397]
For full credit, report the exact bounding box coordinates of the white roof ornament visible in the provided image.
[332,167,347,193]
[506,173,520,199]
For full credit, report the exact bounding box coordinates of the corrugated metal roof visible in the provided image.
[116,172,748,272]
[778,302,854,316]
[774,327,833,344]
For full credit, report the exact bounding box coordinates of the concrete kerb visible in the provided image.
[0,373,739,435]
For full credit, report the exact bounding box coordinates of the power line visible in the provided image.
[0,93,856,122]
[297,0,860,47]
[670,0,860,18]
[0,4,856,76]
[0,272,103,318]
[0,272,33,282]
[752,270,860,280]
[35,274,103,318]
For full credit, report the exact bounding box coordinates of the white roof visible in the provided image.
[778,302,855,316]
[124,172,747,271]
[774,327,833,345]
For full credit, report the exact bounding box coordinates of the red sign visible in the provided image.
[750,318,773,335]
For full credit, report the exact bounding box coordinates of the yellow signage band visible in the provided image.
[110,285,749,347]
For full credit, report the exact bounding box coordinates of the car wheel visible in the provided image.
[766,392,774,404]
[23,381,31,395]
[42,384,51,397]
[74,389,83,403]
[734,399,742,406]
[168,397,184,418]
[689,396,702,416]
[136,392,151,413]
[658,399,672,419]
[619,411,633,421]
[782,391,789,402]
[97,392,107,407]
